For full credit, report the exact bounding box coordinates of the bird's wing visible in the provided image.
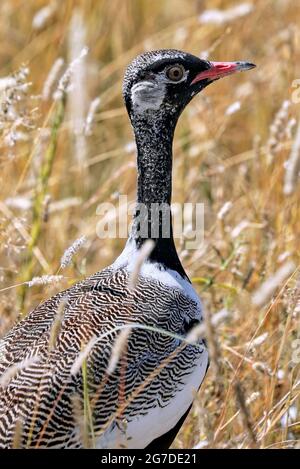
[0,266,205,448]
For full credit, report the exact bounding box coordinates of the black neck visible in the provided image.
[129,111,186,277]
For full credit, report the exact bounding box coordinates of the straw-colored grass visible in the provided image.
[0,0,299,449]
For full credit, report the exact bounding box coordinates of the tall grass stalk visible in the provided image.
[18,98,65,313]
[81,358,95,448]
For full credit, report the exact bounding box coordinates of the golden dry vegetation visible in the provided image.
[0,0,300,449]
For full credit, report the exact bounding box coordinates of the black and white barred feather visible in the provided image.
[0,265,207,448]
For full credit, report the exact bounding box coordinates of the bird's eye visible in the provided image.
[166,65,185,82]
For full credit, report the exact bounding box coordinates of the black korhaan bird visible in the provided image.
[0,50,255,449]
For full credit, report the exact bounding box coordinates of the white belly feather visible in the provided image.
[96,345,208,449]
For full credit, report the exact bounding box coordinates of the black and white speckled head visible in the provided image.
[122,49,255,119]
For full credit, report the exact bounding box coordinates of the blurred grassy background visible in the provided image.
[0,0,300,449]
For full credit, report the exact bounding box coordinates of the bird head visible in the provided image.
[123,49,255,120]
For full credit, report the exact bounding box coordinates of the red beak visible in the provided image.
[191,61,256,85]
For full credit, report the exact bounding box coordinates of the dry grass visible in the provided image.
[0,0,300,449]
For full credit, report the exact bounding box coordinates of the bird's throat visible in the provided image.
[135,115,174,207]
[129,112,186,276]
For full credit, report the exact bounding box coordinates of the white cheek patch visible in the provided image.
[131,80,166,113]
[131,69,189,114]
